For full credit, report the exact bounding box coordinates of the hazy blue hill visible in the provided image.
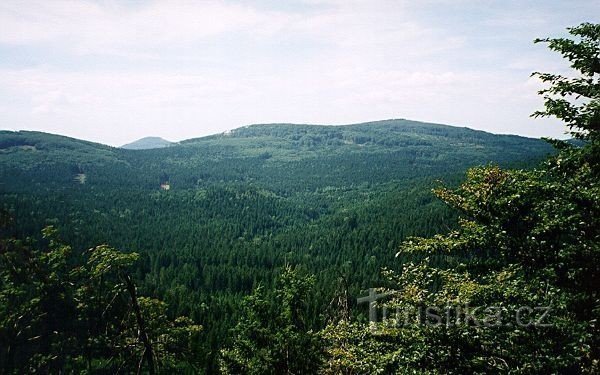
[121,136,173,150]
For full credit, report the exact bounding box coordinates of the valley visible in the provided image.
[0,119,554,370]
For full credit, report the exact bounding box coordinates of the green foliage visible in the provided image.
[322,23,600,374]
[0,225,200,373]
[220,266,322,374]
[321,320,425,375]
[122,297,203,372]
[533,23,600,140]
[88,244,139,277]
[323,157,598,373]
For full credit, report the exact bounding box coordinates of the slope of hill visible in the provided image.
[121,136,173,150]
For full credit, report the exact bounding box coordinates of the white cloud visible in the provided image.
[0,0,291,54]
[0,0,590,144]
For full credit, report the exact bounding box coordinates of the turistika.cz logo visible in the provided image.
[357,288,552,329]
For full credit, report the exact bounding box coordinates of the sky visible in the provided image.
[0,1,598,146]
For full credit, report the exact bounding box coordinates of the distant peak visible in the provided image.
[121,136,173,150]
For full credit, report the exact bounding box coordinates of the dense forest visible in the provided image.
[1,23,598,374]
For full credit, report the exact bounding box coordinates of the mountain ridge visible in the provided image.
[0,119,555,196]
[2,119,547,149]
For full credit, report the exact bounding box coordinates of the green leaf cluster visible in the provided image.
[0,226,201,373]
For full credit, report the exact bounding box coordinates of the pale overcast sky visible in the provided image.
[0,1,597,146]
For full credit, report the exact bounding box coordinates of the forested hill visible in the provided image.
[0,119,554,371]
[0,119,552,193]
